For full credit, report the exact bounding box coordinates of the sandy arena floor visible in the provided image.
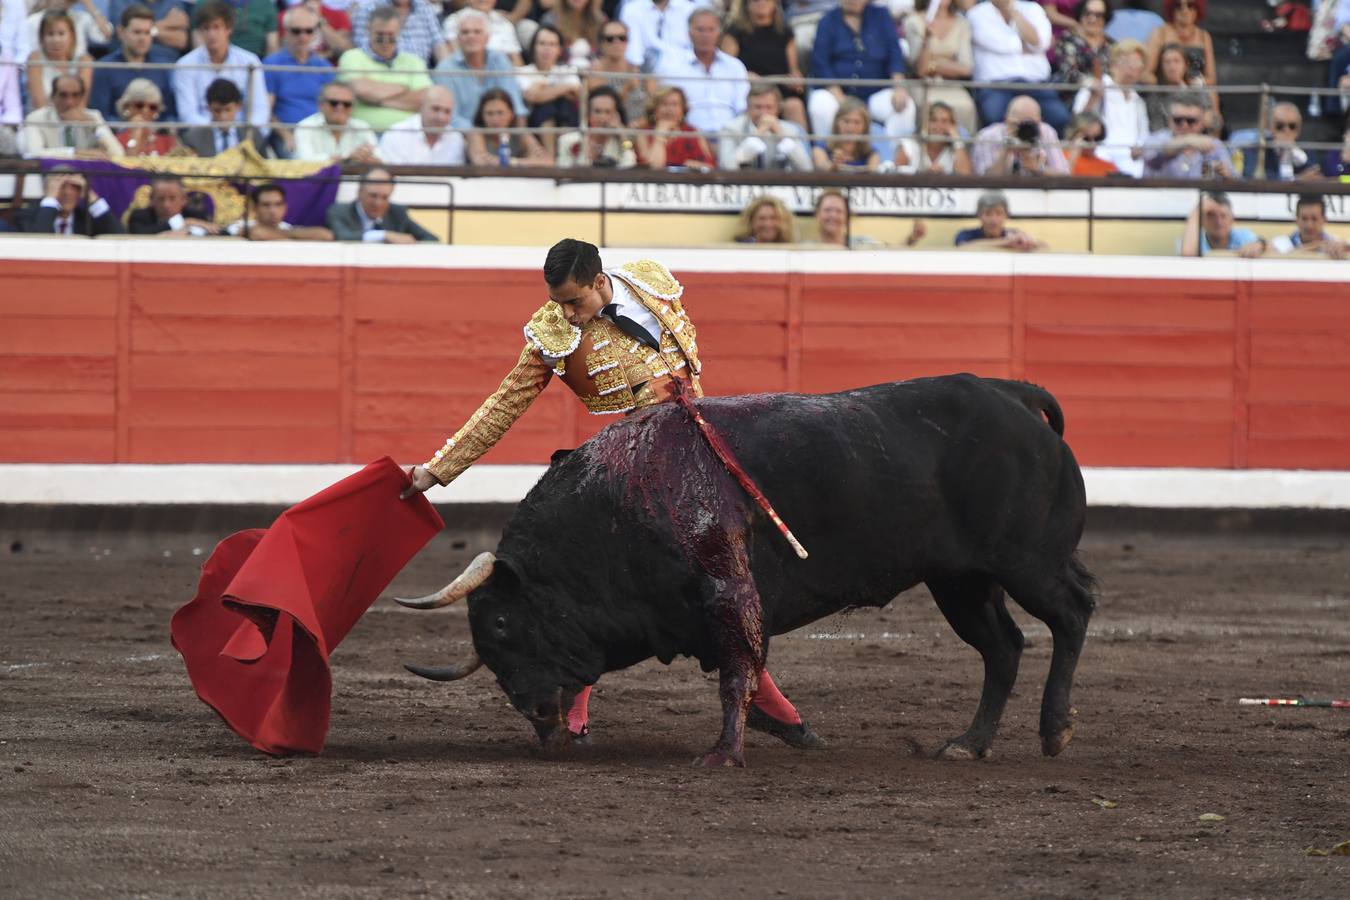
[1,522,1348,898]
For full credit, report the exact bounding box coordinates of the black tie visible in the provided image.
[602,303,659,351]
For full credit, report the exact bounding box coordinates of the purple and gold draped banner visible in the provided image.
[39,145,340,227]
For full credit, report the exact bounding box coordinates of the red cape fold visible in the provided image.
[170,457,444,754]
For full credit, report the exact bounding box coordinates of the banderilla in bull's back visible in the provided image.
[396,374,1098,769]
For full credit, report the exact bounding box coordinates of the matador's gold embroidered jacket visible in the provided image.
[424,259,704,485]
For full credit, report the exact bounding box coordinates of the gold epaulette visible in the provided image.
[618,260,683,302]
[524,302,582,361]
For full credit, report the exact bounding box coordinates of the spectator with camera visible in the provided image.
[968,0,1069,135]
[16,165,122,235]
[971,94,1068,176]
[718,81,810,171]
[557,85,637,168]
[1142,89,1231,179]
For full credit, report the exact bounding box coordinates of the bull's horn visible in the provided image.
[394,552,496,609]
[404,652,482,682]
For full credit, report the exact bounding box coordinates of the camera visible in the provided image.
[1015,120,1040,144]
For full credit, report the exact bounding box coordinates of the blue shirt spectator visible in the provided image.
[89,13,179,122]
[434,48,527,130]
[1105,3,1163,44]
[263,8,335,125]
[1197,226,1260,255]
[810,1,905,102]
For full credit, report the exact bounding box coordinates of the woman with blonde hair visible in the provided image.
[27,10,93,110]
[810,97,879,172]
[115,78,177,156]
[734,193,797,244]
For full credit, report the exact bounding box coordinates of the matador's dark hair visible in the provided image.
[543,238,603,288]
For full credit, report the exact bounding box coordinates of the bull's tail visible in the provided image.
[992,380,1065,436]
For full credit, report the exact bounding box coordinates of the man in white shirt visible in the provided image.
[293,80,380,161]
[173,0,270,130]
[377,85,465,164]
[968,0,1068,134]
[655,8,748,134]
[718,82,811,171]
[621,0,696,72]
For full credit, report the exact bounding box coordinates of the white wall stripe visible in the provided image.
[0,464,1347,509]
[1,239,1346,282]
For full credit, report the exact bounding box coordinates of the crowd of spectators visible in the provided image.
[0,0,1347,248]
[0,0,1346,177]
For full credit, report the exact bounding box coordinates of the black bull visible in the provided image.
[399,374,1096,767]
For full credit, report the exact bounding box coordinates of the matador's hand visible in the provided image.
[400,465,441,500]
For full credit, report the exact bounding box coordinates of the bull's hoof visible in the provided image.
[746,707,827,750]
[938,739,992,761]
[1041,724,1075,757]
[694,749,746,768]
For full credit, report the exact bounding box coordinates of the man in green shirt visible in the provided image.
[336,4,431,132]
[229,0,280,57]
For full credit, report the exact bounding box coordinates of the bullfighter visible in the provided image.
[401,238,824,750]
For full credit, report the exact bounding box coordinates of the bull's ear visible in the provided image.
[488,554,523,593]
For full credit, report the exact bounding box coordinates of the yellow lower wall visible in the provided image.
[414,209,1347,256]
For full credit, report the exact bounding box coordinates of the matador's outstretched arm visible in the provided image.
[423,345,554,485]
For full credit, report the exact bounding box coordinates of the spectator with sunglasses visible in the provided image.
[293,79,380,161]
[277,0,353,60]
[1064,110,1117,175]
[1142,90,1231,179]
[585,20,649,126]
[337,3,432,131]
[114,77,177,155]
[21,73,122,156]
[1242,101,1320,182]
[89,4,177,124]
[264,5,336,156]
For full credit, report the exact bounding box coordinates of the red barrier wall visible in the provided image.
[4,256,1348,469]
